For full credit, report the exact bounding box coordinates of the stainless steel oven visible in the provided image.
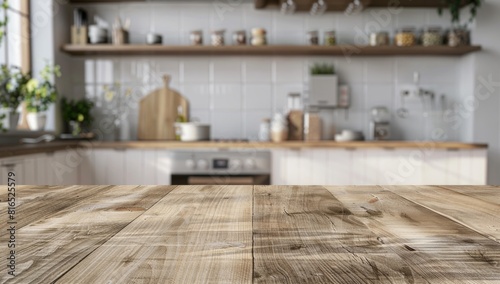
[170,150,271,185]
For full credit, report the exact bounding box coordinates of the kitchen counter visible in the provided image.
[2,185,499,283]
[0,140,488,158]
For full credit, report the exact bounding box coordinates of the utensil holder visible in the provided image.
[71,26,88,45]
[112,29,129,45]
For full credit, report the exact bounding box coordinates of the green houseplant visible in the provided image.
[438,0,482,46]
[61,97,94,136]
[309,63,337,106]
[0,65,30,130]
[24,64,61,130]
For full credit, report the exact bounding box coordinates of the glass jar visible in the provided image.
[369,31,389,46]
[303,108,322,141]
[395,27,416,47]
[447,28,470,47]
[258,118,271,141]
[211,30,225,46]
[190,30,203,46]
[324,30,336,46]
[251,28,267,46]
[232,30,247,45]
[307,30,319,45]
[422,27,443,46]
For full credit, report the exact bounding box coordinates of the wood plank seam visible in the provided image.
[50,185,178,284]
[382,185,500,244]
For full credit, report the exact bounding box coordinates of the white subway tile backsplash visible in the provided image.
[365,84,394,110]
[213,58,242,83]
[212,84,242,110]
[365,58,395,83]
[77,3,464,141]
[243,84,273,110]
[190,109,211,124]
[245,110,273,140]
[180,84,211,110]
[211,111,243,139]
[181,58,211,83]
[244,58,273,83]
[274,58,304,83]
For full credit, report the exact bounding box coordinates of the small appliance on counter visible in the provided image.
[138,75,189,140]
[369,106,391,141]
[335,130,364,142]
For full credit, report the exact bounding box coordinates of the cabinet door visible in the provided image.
[156,150,171,185]
[271,149,287,185]
[52,151,79,185]
[0,158,24,185]
[125,149,144,184]
[143,150,157,185]
[326,149,352,185]
[93,149,126,185]
[23,155,37,184]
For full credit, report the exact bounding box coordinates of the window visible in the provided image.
[0,0,31,73]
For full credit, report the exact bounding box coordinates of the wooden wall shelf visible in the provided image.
[61,44,481,57]
[255,0,469,11]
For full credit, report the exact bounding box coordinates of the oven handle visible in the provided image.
[187,176,255,185]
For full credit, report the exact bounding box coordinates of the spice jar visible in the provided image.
[251,28,267,46]
[270,113,288,142]
[447,28,470,47]
[422,27,443,46]
[324,30,336,46]
[369,31,389,46]
[211,30,225,46]
[395,27,416,47]
[232,30,247,45]
[308,30,319,45]
[190,30,203,46]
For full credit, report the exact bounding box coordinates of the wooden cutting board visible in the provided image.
[138,76,189,140]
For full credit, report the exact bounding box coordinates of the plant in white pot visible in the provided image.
[0,65,30,130]
[24,64,61,131]
[309,63,337,106]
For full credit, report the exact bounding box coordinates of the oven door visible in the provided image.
[171,174,270,185]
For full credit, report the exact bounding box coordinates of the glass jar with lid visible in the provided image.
[324,30,336,46]
[307,30,319,45]
[447,27,470,47]
[369,31,389,46]
[422,27,443,46]
[395,27,416,47]
[211,30,225,46]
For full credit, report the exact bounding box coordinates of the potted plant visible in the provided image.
[309,63,337,106]
[438,0,482,46]
[0,65,30,130]
[24,64,61,131]
[61,97,94,136]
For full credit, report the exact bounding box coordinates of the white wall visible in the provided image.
[470,1,500,184]
[65,2,467,142]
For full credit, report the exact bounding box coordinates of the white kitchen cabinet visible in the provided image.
[35,152,56,185]
[0,156,25,185]
[92,149,126,184]
[271,148,487,186]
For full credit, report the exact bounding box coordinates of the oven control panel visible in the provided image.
[171,150,271,174]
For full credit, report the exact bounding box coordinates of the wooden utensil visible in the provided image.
[138,76,189,140]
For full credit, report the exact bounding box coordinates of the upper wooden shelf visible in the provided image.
[255,0,469,11]
[61,44,481,57]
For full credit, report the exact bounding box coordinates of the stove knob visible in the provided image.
[244,159,255,170]
[197,159,209,170]
[230,159,241,170]
[185,159,196,169]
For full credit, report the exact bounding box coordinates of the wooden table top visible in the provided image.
[1,185,500,283]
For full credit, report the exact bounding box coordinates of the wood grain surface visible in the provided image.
[1,185,499,283]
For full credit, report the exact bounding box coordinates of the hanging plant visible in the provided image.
[438,0,482,26]
[0,0,8,44]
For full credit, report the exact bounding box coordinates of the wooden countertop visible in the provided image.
[0,140,488,158]
[2,185,499,283]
